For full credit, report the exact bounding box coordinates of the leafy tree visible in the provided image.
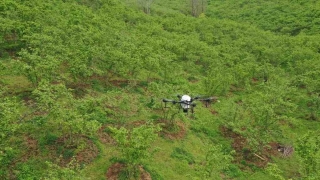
[218,98,249,134]
[296,131,320,179]
[32,81,101,144]
[190,0,207,17]
[206,0,320,35]
[219,76,297,153]
[0,89,20,143]
[244,81,297,152]
[137,0,155,14]
[109,122,161,179]
[202,64,233,96]
[196,145,233,179]
[306,94,320,121]
[0,88,21,178]
[41,158,83,180]
[266,163,285,180]
[19,48,60,87]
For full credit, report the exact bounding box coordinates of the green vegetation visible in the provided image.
[1,0,320,179]
[109,123,161,179]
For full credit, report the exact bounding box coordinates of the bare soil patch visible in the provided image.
[220,126,281,169]
[8,134,99,178]
[210,109,219,115]
[8,135,40,177]
[67,82,91,98]
[75,138,99,165]
[106,163,151,180]
[109,79,129,87]
[22,93,35,106]
[157,119,187,140]
[46,135,99,167]
[128,120,147,127]
[106,163,125,180]
[98,125,116,145]
[21,136,40,161]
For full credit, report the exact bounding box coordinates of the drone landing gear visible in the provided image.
[181,103,196,119]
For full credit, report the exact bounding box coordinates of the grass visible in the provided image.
[80,141,118,180]
[146,131,216,179]
[148,137,192,179]
[0,75,32,93]
[273,155,301,179]
[244,171,275,180]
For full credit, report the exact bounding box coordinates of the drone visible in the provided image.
[162,95,219,114]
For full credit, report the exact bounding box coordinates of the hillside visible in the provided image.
[206,0,320,36]
[1,0,320,179]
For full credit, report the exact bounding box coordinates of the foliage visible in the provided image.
[16,160,44,180]
[296,131,320,179]
[219,79,297,152]
[42,158,83,180]
[0,88,21,178]
[32,81,101,138]
[0,0,320,179]
[202,71,233,96]
[189,0,207,17]
[109,122,161,178]
[170,147,195,164]
[196,144,234,179]
[0,89,21,143]
[206,0,320,35]
[266,163,285,180]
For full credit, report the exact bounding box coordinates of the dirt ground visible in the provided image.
[220,126,281,169]
[157,119,187,140]
[38,135,99,167]
[106,163,151,180]
[98,125,116,145]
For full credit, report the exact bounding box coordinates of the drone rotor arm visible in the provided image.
[163,99,176,103]
[193,96,201,100]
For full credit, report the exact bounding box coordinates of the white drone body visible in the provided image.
[180,95,191,112]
